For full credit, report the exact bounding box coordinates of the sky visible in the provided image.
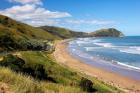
[0,0,140,36]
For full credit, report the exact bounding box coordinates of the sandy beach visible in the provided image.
[53,40,140,93]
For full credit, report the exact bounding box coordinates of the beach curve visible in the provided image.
[53,40,140,93]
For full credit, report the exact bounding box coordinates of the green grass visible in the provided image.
[20,51,82,85]
[0,51,125,93]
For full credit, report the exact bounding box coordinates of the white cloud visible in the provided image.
[25,19,60,26]
[9,0,42,5]
[0,4,71,26]
[0,0,116,29]
[65,19,115,25]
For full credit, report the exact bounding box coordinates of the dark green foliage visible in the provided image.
[17,39,54,51]
[0,54,25,71]
[0,54,53,81]
[80,77,96,92]
[22,64,49,81]
[0,34,53,51]
[0,33,17,49]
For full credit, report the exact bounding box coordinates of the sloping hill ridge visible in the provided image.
[0,15,60,40]
[40,26,88,39]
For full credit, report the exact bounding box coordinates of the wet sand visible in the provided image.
[53,40,140,93]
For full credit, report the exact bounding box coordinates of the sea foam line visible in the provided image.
[116,61,140,71]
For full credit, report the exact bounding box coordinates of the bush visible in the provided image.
[0,54,25,71]
[80,77,96,92]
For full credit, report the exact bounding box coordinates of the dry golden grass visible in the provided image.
[0,67,86,93]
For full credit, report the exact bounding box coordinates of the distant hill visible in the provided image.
[89,28,124,37]
[40,26,124,38]
[39,26,88,39]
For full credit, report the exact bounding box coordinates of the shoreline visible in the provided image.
[53,40,140,93]
[68,41,140,81]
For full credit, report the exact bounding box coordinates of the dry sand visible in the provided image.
[53,40,140,93]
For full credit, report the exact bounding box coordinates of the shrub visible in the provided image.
[0,54,25,71]
[80,77,96,92]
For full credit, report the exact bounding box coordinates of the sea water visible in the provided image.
[68,36,140,80]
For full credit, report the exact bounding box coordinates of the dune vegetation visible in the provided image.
[0,51,125,93]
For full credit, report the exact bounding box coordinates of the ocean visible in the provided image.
[68,36,140,80]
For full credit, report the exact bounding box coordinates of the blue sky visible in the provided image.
[0,0,140,35]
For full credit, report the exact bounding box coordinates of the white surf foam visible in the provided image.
[85,47,101,51]
[94,42,114,48]
[78,38,90,41]
[130,46,140,50]
[118,46,140,55]
[93,42,140,55]
[116,61,140,70]
[76,41,89,44]
[92,39,102,43]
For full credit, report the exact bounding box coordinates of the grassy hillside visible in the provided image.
[0,51,125,93]
[89,28,124,37]
[40,26,88,39]
[0,15,60,51]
